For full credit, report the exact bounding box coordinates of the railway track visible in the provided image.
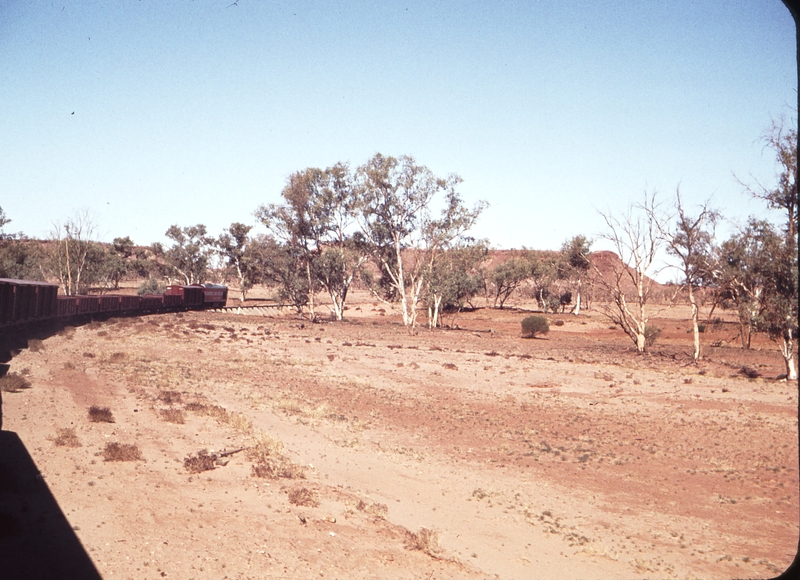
[210,304,286,315]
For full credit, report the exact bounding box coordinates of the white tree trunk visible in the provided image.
[688,285,701,361]
[572,280,582,315]
[781,336,798,380]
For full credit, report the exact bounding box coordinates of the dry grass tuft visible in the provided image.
[108,352,127,362]
[50,428,81,447]
[404,528,442,557]
[27,339,44,352]
[158,390,182,404]
[88,406,115,423]
[184,450,217,473]
[0,373,31,393]
[287,486,320,507]
[186,402,230,422]
[102,442,143,462]
[160,408,185,424]
[248,435,305,480]
[356,499,388,519]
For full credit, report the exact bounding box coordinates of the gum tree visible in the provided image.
[256,163,369,320]
[736,119,798,379]
[596,192,665,352]
[657,191,718,361]
[355,154,485,330]
[558,235,592,315]
[152,224,213,285]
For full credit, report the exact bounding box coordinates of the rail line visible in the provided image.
[210,304,286,315]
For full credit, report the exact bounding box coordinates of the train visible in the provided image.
[0,278,228,333]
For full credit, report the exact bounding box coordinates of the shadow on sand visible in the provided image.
[0,427,102,579]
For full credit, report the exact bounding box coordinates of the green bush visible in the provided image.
[137,277,165,295]
[521,315,549,338]
[644,325,661,347]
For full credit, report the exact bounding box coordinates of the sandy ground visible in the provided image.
[1,294,798,579]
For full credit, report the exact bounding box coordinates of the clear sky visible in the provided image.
[1,1,796,263]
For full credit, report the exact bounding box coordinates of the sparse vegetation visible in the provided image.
[644,325,661,347]
[521,315,549,338]
[27,339,44,352]
[0,373,31,393]
[247,435,305,480]
[404,527,442,557]
[88,406,115,423]
[287,486,319,507]
[102,442,142,462]
[50,427,81,447]
[160,408,185,424]
[184,450,217,473]
[158,390,182,404]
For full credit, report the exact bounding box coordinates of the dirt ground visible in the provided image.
[1,292,798,579]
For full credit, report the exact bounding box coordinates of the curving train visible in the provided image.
[0,278,228,333]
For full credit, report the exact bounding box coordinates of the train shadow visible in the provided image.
[0,428,102,579]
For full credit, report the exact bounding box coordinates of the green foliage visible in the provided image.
[521,315,549,338]
[644,325,661,347]
[254,237,311,313]
[137,277,165,295]
[490,255,532,308]
[424,240,488,326]
[153,224,213,285]
[355,153,486,327]
[256,163,368,319]
[0,237,43,280]
[215,222,258,301]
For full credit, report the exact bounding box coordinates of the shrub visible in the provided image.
[404,528,442,557]
[137,277,165,295]
[158,390,182,404]
[160,409,185,424]
[88,406,115,423]
[0,373,31,393]
[102,442,142,462]
[644,325,661,347]
[51,428,81,447]
[27,339,44,352]
[287,486,319,507]
[184,450,217,473]
[521,315,549,338]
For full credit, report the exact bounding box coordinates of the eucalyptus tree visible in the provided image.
[596,192,665,352]
[216,222,260,302]
[733,119,798,379]
[558,235,592,315]
[355,153,486,330]
[256,163,368,320]
[423,239,487,328]
[49,209,101,295]
[152,224,214,285]
[488,254,532,309]
[657,192,719,361]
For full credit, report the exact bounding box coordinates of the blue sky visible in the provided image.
[1,1,796,264]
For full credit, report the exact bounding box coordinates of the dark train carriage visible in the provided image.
[163,293,183,309]
[119,295,140,312]
[35,283,58,319]
[57,295,78,317]
[200,284,227,309]
[0,278,59,326]
[0,279,17,325]
[139,294,164,312]
[98,295,121,314]
[166,285,203,308]
[76,295,99,315]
